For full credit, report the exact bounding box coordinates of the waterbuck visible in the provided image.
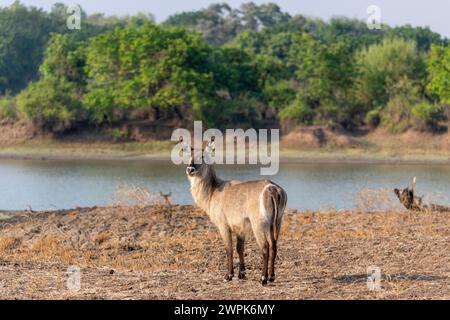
[183,137,287,285]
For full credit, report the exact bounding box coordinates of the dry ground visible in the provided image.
[0,205,448,299]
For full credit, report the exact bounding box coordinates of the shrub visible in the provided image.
[0,93,17,120]
[382,94,412,133]
[380,77,424,133]
[279,99,316,125]
[365,107,382,128]
[355,38,425,109]
[16,78,84,133]
[411,102,442,131]
[426,45,450,104]
[382,96,443,133]
[206,96,262,129]
[83,23,217,126]
[263,80,297,111]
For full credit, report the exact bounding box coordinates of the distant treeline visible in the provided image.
[0,1,449,134]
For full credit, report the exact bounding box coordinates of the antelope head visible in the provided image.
[180,137,216,179]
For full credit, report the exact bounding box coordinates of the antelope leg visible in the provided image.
[236,236,246,279]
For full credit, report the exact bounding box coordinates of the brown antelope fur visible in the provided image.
[184,138,287,285]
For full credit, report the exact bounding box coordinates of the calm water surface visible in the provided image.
[1,159,450,211]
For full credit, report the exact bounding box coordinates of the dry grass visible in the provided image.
[0,205,448,300]
[112,183,165,207]
[355,188,403,212]
[0,236,20,251]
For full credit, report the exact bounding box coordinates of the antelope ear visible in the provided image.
[205,136,216,154]
[178,136,191,153]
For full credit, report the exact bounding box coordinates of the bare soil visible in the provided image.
[0,205,448,300]
[281,126,360,149]
[0,121,34,146]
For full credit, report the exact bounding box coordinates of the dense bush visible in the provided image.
[380,78,444,133]
[0,2,115,95]
[365,107,382,128]
[279,98,315,125]
[0,93,18,121]
[1,2,449,134]
[411,102,442,131]
[0,2,63,94]
[426,45,450,104]
[355,38,425,110]
[83,23,218,125]
[16,78,84,133]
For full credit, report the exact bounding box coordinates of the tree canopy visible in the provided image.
[1,2,449,135]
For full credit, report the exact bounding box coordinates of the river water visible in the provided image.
[1,159,450,211]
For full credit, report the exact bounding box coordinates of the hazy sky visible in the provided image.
[1,0,449,37]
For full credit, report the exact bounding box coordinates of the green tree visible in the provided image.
[84,23,217,125]
[426,45,450,104]
[319,17,385,51]
[0,1,65,93]
[286,33,356,126]
[39,34,87,85]
[163,11,208,29]
[288,33,328,101]
[212,47,260,96]
[13,32,88,133]
[164,2,291,46]
[239,2,290,30]
[16,77,83,133]
[355,38,425,110]
[387,25,447,51]
[165,3,242,46]
[0,2,112,94]
[0,92,17,120]
[381,77,443,132]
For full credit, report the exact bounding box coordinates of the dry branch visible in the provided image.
[394,177,450,212]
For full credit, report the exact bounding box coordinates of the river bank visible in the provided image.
[3,123,450,164]
[2,142,450,164]
[0,205,448,299]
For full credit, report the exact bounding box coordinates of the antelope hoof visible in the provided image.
[268,275,275,282]
[223,273,233,282]
[261,276,268,285]
[238,270,246,280]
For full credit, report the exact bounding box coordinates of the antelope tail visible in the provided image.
[271,191,280,240]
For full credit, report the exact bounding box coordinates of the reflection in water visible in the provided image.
[1,159,450,211]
